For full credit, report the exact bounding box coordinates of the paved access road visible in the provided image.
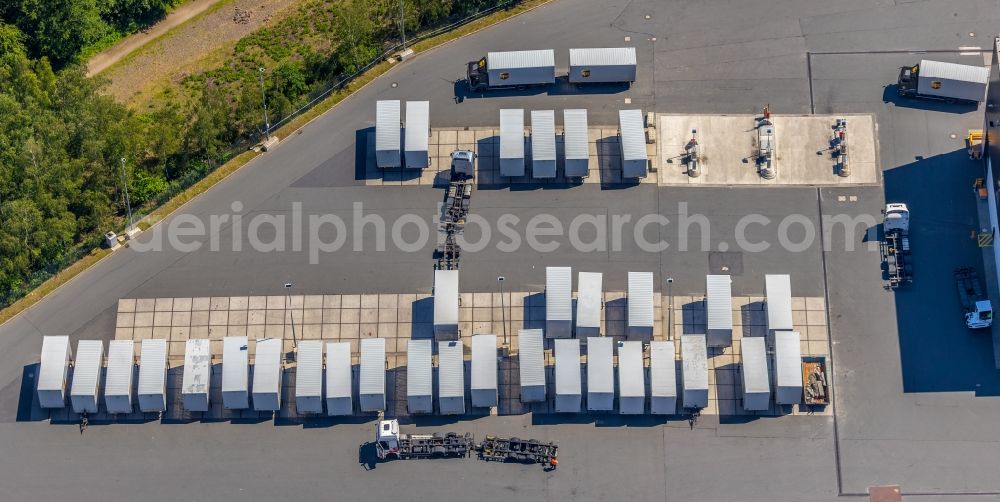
[2,0,1000,500]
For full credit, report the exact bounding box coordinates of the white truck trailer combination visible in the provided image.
[467,48,636,91]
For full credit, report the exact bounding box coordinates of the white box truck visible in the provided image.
[897,60,988,104]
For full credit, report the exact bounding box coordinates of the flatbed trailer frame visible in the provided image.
[880,230,911,289]
[379,432,475,460]
[477,436,559,464]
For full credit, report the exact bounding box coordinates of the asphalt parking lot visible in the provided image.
[2,0,1000,501]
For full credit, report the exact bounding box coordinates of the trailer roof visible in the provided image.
[628,271,655,327]
[404,101,429,153]
[619,109,647,161]
[649,340,676,398]
[71,340,103,397]
[326,342,352,398]
[38,336,70,393]
[438,340,465,398]
[375,100,400,152]
[407,339,433,397]
[487,49,555,70]
[587,337,614,394]
[569,47,636,67]
[518,329,545,387]
[617,341,645,398]
[531,110,556,162]
[563,109,589,161]
[471,334,498,391]
[138,339,167,396]
[706,275,733,330]
[500,109,524,159]
[105,340,134,398]
[775,331,803,389]
[295,340,324,399]
[546,266,572,322]
[555,339,581,395]
[182,339,211,395]
[741,336,770,394]
[433,269,459,327]
[920,59,989,84]
[359,338,386,396]
[765,274,793,331]
[222,337,248,393]
[253,338,283,395]
[576,272,603,329]
[681,335,708,391]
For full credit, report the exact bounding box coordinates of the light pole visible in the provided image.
[497,276,507,348]
[666,277,674,340]
[284,282,297,352]
[399,0,407,50]
[119,157,135,235]
[258,67,271,141]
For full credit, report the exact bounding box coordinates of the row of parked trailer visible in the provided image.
[36,329,811,418]
[434,268,797,346]
[34,270,816,416]
[374,101,651,179]
[465,47,638,91]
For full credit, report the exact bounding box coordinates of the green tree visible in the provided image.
[7,0,107,66]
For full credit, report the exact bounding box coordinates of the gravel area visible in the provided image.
[102,0,303,105]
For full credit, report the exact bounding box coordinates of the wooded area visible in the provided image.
[0,0,511,307]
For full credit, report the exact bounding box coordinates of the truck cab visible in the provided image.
[967,300,994,329]
[897,64,918,97]
[467,58,488,91]
[883,203,909,233]
[375,419,400,460]
[450,150,476,178]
